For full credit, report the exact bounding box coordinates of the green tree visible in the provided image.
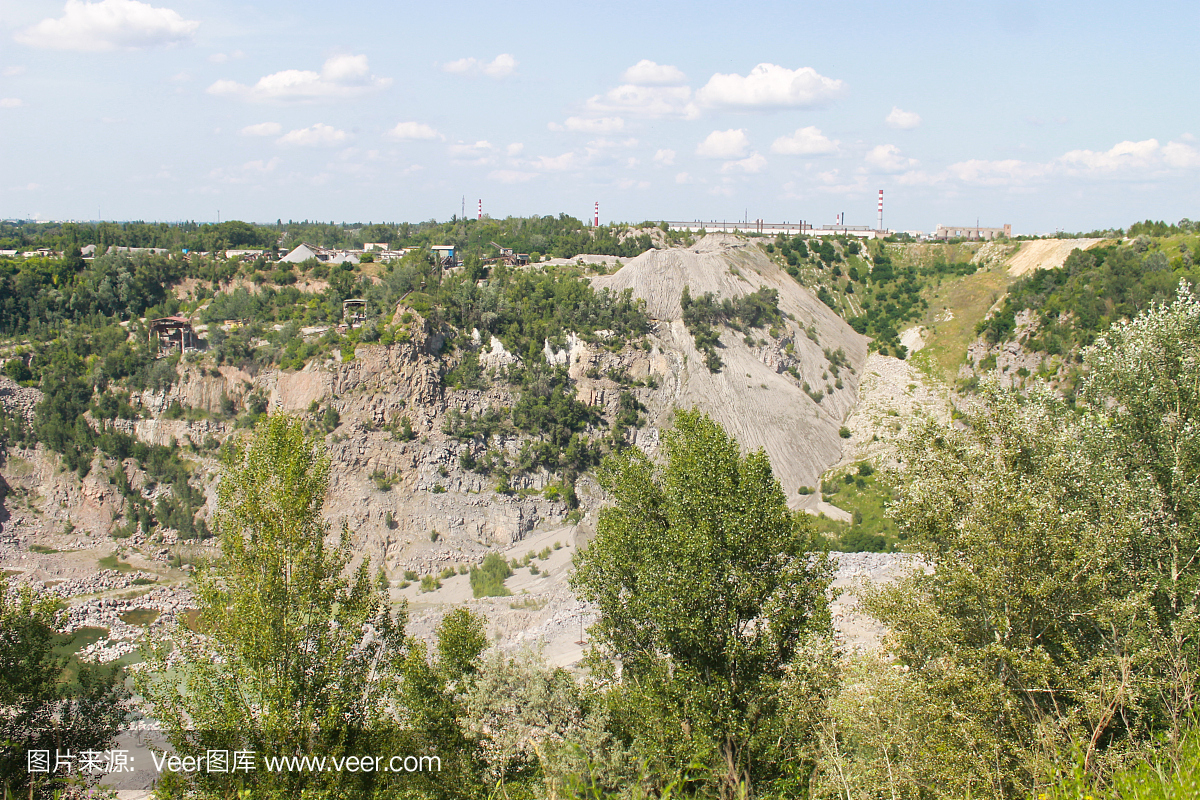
[864,285,1200,796]
[138,414,405,797]
[393,609,491,798]
[571,409,835,798]
[0,579,127,798]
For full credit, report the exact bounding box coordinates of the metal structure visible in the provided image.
[148,316,197,355]
[878,189,884,232]
[483,241,530,266]
[431,245,457,268]
[342,299,367,328]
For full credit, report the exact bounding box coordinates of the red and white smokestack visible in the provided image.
[877,189,884,231]
[478,199,482,221]
[594,201,599,228]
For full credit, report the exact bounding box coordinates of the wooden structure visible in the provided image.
[149,316,197,355]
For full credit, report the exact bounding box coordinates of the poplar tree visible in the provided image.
[139,414,405,797]
[571,409,835,797]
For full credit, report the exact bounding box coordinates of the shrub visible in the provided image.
[469,553,513,598]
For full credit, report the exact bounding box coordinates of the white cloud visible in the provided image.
[0,98,24,108]
[3,66,26,77]
[946,159,1046,185]
[243,157,279,173]
[654,148,675,166]
[885,107,921,130]
[240,121,280,136]
[208,50,243,64]
[617,179,651,190]
[443,54,516,78]
[893,137,1200,189]
[388,121,442,141]
[1058,138,1162,172]
[1164,141,1200,168]
[865,144,918,173]
[675,172,692,184]
[621,59,686,86]
[696,129,750,159]
[208,55,390,102]
[771,126,838,155]
[489,169,537,183]
[209,157,280,184]
[277,123,348,146]
[696,63,845,109]
[16,0,198,52]
[585,84,699,120]
[548,116,625,133]
[449,140,495,165]
[506,142,524,156]
[532,152,580,171]
[721,153,767,174]
[584,137,638,151]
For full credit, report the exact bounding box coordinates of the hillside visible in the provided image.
[594,234,869,497]
[0,232,873,672]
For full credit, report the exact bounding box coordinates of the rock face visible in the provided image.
[594,234,870,497]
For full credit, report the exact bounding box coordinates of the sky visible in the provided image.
[0,0,1197,234]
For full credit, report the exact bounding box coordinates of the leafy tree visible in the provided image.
[867,285,1200,795]
[138,414,405,797]
[571,409,835,797]
[0,579,127,798]
[393,609,491,798]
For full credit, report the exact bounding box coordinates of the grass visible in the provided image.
[98,553,133,572]
[509,595,548,611]
[182,609,203,633]
[1040,725,1200,800]
[909,262,1011,382]
[50,626,125,691]
[812,463,905,552]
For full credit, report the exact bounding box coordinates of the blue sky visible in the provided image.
[1,0,1197,233]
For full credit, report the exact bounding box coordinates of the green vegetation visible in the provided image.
[11,219,1200,799]
[97,552,133,572]
[974,238,1200,399]
[571,409,834,797]
[469,552,514,597]
[908,258,1012,381]
[811,462,902,552]
[138,414,407,798]
[764,235,981,358]
[853,287,1200,795]
[1,577,127,797]
[680,284,782,371]
[0,217,659,530]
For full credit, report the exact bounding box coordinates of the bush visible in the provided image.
[469,553,513,598]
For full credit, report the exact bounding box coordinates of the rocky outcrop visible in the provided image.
[0,375,42,421]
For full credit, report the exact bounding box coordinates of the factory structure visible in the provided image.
[662,190,1010,240]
